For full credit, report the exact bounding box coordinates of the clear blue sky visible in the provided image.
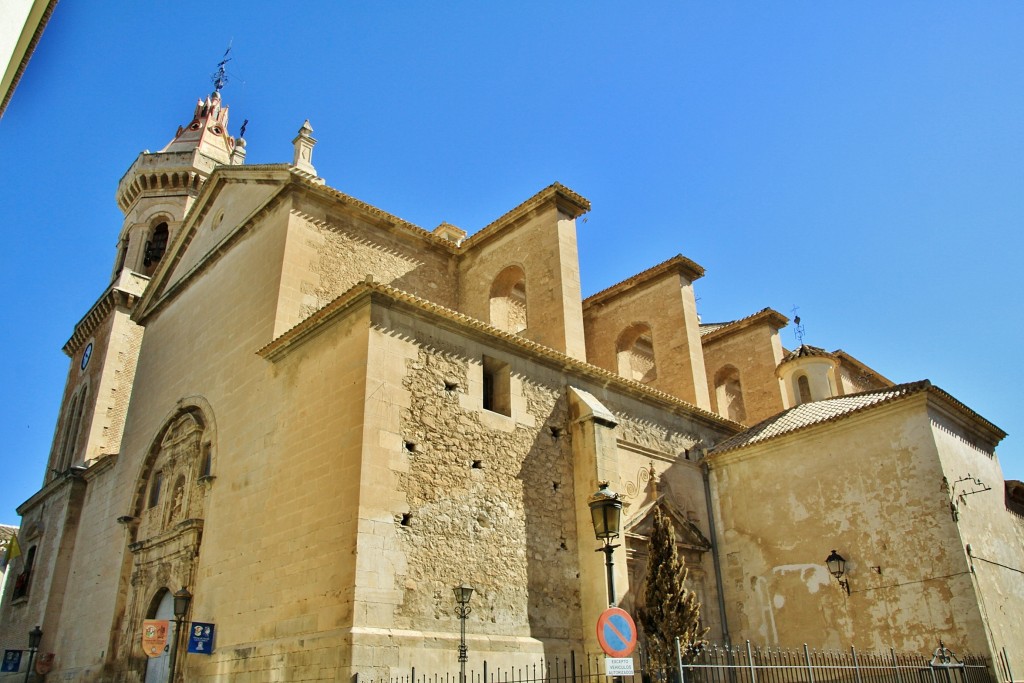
[1,2,1021,524]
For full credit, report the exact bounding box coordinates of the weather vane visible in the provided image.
[211,43,232,93]
[791,305,805,346]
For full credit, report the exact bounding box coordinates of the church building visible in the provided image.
[1,83,1021,683]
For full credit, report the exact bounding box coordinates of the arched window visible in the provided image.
[616,323,657,383]
[55,385,89,474]
[144,222,169,268]
[797,374,812,404]
[714,366,747,423]
[489,265,528,333]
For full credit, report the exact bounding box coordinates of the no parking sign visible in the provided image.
[596,607,637,658]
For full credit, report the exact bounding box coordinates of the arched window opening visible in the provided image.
[797,374,812,405]
[144,222,169,268]
[55,385,88,474]
[714,366,747,423]
[489,265,528,334]
[616,323,657,383]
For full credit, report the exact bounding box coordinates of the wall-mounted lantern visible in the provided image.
[825,549,850,595]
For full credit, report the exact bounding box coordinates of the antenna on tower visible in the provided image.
[791,305,805,346]
[212,43,232,93]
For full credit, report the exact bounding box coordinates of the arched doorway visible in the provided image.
[144,590,177,683]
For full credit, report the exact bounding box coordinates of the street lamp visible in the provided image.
[825,550,850,595]
[588,482,623,606]
[23,626,41,683]
[168,587,192,683]
[453,584,474,683]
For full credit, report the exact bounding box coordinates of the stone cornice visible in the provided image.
[63,272,148,356]
[288,172,460,252]
[461,183,591,250]
[582,254,705,310]
[699,308,789,344]
[135,169,589,324]
[258,279,739,434]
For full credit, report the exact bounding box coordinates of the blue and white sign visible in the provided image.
[1,650,22,673]
[187,622,215,654]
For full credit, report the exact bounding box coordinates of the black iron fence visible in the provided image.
[355,642,994,683]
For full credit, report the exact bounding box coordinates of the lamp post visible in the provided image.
[825,550,850,595]
[23,626,41,683]
[167,587,192,683]
[453,584,474,683]
[588,482,623,606]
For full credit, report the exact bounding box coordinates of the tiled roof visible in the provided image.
[583,254,705,309]
[710,381,933,454]
[699,322,733,337]
[780,344,834,363]
[699,308,789,341]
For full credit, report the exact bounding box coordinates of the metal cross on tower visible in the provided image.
[790,305,805,345]
[212,44,232,93]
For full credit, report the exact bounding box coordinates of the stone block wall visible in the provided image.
[583,272,709,411]
[701,320,785,425]
[458,201,586,361]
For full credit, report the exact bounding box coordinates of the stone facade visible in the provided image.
[1,88,1021,683]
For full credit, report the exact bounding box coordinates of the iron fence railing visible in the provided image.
[354,642,994,683]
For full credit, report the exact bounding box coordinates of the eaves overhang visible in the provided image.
[461,183,591,251]
[583,254,706,310]
[63,271,148,356]
[707,380,1006,462]
[700,308,789,344]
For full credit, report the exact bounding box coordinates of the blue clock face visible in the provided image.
[81,343,93,371]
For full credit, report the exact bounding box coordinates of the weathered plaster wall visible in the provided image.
[929,407,1024,677]
[709,398,992,655]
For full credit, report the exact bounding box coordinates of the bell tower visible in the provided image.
[113,60,244,279]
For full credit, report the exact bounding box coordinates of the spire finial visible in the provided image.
[211,43,232,93]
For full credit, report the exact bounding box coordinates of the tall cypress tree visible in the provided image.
[637,505,708,677]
